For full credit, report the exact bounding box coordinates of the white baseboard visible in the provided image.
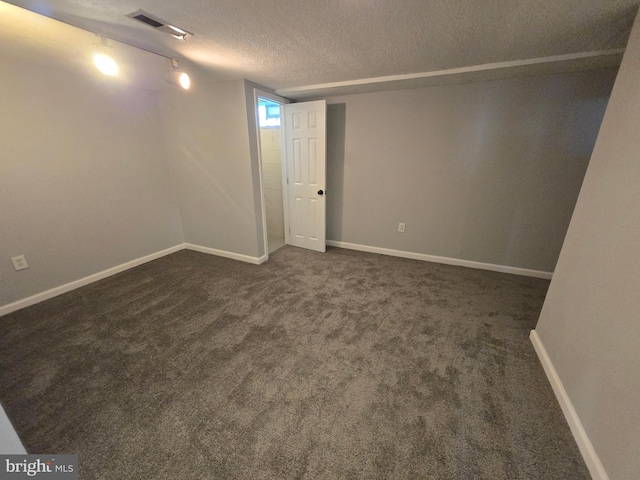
[0,243,269,317]
[183,243,267,265]
[530,330,608,480]
[0,245,185,317]
[326,240,553,279]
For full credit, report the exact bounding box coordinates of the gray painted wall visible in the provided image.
[0,404,25,454]
[324,69,617,272]
[0,58,184,308]
[260,128,286,251]
[535,11,640,480]
[243,80,272,259]
[159,79,262,258]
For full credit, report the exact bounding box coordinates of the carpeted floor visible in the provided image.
[0,246,589,479]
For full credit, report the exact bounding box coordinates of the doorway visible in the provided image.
[254,91,327,258]
[257,96,286,254]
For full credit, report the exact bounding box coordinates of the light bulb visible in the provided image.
[178,72,191,89]
[93,52,119,76]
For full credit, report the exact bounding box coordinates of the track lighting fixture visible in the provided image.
[179,72,191,89]
[93,35,119,76]
[90,34,192,89]
[169,59,191,90]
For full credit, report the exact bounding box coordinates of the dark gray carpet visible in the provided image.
[0,246,589,479]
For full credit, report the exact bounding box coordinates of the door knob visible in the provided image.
[318,189,324,196]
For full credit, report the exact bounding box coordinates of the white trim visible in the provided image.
[254,89,272,259]
[530,330,609,480]
[253,88,290,254]
[280,106,291,246]
[184,243,267,265]
[275,49,624,97]
[326,240,552,279]
[0,245,184,317]
[0,243,271,317]
[254,89,290,106]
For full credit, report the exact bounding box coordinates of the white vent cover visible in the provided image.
[126,9,193,40]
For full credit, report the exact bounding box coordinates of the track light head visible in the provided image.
[93,36,119,76]
[178,72,191,89]
[168,59,191,90]
[93,52,118,76]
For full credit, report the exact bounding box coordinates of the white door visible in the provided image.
[284,100,327,252]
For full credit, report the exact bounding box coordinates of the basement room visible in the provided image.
[1,1,639,479]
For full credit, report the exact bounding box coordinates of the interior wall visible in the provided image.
[0,404,25,454]
[159,79,262,258]
[260,127,285,251]
[0,58,184,308]
[324,68,617,272]
[535,10,640,480]
[243,80,270,259]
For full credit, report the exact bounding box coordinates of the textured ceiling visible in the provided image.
[2,0,638,97]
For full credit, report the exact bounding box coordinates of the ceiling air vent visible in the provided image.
[126,9,193,40]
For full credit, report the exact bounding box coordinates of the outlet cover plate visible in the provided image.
[11,255,29,271]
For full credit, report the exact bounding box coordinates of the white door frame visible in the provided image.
[253,89,290,259]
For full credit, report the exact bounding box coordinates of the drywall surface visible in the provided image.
[0,59,184,308]
[243,80,269,259]
[535,11,640,480]
[159,80,261,258]
[260,128,285,250]
[324,68,617,272]
[0,403,25,454]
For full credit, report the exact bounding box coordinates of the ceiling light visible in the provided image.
[178,72,191,89]
[93,36,119,76]
[168,59,191,90]
[93,53,118,76]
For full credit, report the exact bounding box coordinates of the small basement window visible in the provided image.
[258,99,281,127]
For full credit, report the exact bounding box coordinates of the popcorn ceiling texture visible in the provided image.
[0,247,589,479]
[6,0,638,91]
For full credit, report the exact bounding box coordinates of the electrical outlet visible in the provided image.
[398,222,406,233]
[11,255,29,271]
